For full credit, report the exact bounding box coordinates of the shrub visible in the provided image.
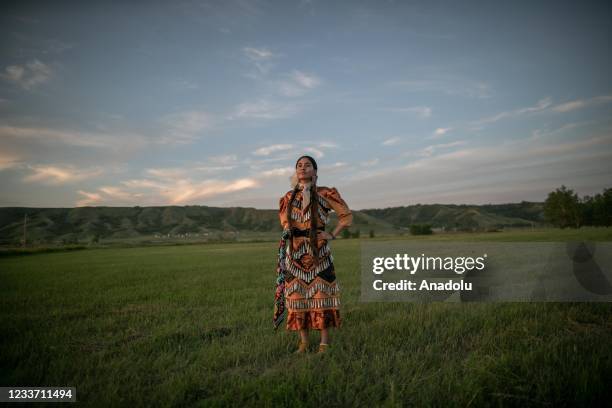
[410,224,433,235]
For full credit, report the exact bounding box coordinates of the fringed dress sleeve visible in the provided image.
[320,187,353,228]
[279,193,290,230]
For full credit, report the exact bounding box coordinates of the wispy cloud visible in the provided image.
[1,59,53,90]
[317,142,338,149]
[472,97,552,127]
[380,106,432,118]
[253,144,294,156]
[432,127,452,138]
[530,120,599,140]
[551,95,612,113]
[328,161,348,168]
[291,70,320,89]
[259,167,293,177]
[76,190,103,207]
[243,46,274,60]
[158,110,215,144]
[169,77,199,90]
[343,134,612,208]
[243,46,276,76]
[469,95,612,130]
[0,125,149,150]
[382,137,400,146]
[390,77,492,99]
[418,140,466,157]
[145,168,187,180]
[98,186,143,201]
[120,176,259,205]
[191,154,238,173]
[278,70,322,97]
[75,160,263,206]
[23,164,103,185]
[303,146,324,158]
[230,99,299,120]
[0,152,22,170]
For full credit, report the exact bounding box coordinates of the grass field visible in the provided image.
[1,228,611,406]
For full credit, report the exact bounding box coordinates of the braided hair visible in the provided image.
[286,155,320,265]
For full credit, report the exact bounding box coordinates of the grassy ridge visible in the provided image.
[1,229,611,406]
[0,202,545,247]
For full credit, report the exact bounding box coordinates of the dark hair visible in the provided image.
[287,155,320,264]
[295,155,318,170]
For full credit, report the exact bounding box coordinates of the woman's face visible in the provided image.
[296,157,316,182]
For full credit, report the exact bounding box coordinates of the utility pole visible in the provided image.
[22,213,28,248]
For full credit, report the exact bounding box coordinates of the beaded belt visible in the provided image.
[291,227,325,237]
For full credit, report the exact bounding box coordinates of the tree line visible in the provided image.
[544,185,612,228]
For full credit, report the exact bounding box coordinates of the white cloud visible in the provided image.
[253,144,293,156]
[230,99,299,120]
[103,172,261,205]
[552,95,612,113]
[253,144,294,156]
[291,70,320,89]
[0,152,21,170]
[157,177,260,205]
[121,179,167,190]
[419,140,466,157]
[471,97,553,127]
[193,165,236,173]
[0,125,149,150]
[145,167,187,180]
[469,95,612,130]
[317,141,338,149]
[259,167,293,177]
[303,147,324,158]
[342,134,612,208]
[382,137,400,146]
[76,190,103,207]
[98,186,143,201]
[243,47,274,60]
[432,127,452,138]
[243,47,276,76]
[23,164,103,185]
[1,59,53,90]
[278,70,322,97]
[191,154,239,172]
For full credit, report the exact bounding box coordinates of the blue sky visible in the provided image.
[1,0,611,209]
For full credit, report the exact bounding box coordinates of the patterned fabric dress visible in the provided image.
[278,184,353,331]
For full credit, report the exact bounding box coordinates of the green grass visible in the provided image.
[1,228,611,406]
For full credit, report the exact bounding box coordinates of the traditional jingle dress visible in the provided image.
[278,184,353,331]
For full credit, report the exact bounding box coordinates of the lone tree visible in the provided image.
[544,185,582,228]
[581,187,612,227]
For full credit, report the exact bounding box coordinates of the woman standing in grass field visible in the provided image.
[275,155,353,354]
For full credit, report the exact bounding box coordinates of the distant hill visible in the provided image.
[360,201,544,231]
[0,202,545,246]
